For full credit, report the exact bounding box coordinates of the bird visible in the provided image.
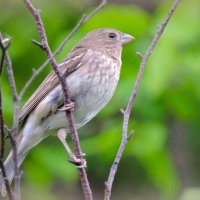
[0,28,134,196]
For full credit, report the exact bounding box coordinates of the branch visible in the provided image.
[19,14,86,98]
[0,34,13,200]
[0,33,21,199]
[0,34,7,162]
[23,1,107,199]
[104,0,181,199]
[20,0,107,99]
[83,0,107,22]
[4,46,21,200]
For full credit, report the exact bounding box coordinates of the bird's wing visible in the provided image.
[19,48,85,123]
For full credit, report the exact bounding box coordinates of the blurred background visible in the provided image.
[1,0,200,199]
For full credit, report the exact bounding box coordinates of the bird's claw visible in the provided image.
[58,101,75,112]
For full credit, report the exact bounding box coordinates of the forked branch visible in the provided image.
[104,0,181,199]
[22,0,107,200]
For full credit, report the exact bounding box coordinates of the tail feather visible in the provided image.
[0,130,25,197]
[0,120,47,197]
[0,151,27,197]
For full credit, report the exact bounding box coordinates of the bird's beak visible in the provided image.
[120,33,135,45]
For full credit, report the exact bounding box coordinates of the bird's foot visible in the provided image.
[57,129,86,168]
[58,101,75,112]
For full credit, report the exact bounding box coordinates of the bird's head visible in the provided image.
[75,28,134,59]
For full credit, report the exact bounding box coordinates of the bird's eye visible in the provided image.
[108,32,117,39]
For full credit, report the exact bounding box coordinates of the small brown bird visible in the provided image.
[0,28,133,196]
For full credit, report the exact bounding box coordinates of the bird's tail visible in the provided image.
[0,119,46,197]
[0,150,28,197]
[0,130,28,197]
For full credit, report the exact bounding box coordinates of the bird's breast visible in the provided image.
[71,51,121,127]
[43,50,121,130]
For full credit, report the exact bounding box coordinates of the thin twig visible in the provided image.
[0,90,5,159]
[23,0,92,199]
[19,14,86,98]
[0,41,5,75]
[0,34,6,163]
[104,0,181,199]
[23,0,106,199]
[4,50,21,200]
[0,33,21,199]
[31,39,45,50]
[0,34,13,200]
[20,0,105,99]
[83,0,107,22]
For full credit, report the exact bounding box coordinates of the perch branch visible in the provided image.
[23,0,106,199]
[19,14,86,99]
[20,0,106,99]
[0,33,13,200]
[0,34,21,199]
[104,0,181,199]
[0,34,6,161]
[4,50,21,200]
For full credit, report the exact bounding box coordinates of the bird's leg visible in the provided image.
[58,101,75,112]
[57,129,86,168]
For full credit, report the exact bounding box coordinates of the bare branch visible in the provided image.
[0,34,6,158]
[22,0,106,199]
[19,14,86,99]
[83,0,107,22]
[104,0,181,199]
[20,0,106,99]
[31,39,45,50]
[23,1,92,199]
[0,34,14,200]
[136,52,143,60]
[0,161,13,200]
[4,47,21,200]
[126,0,181,117]
[0,38,7,74]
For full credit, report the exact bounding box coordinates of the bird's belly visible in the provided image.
[43,80,117,131]
[42,53,120,132]
[74,81,117,127]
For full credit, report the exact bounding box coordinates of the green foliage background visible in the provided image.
[1,0,200,199]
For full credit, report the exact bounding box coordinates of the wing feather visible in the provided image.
[19,48,85,123]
